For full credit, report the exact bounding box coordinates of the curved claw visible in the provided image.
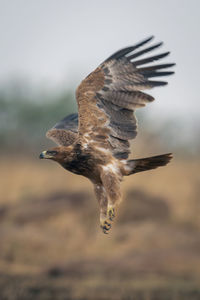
[100,220,112,234]
[107,206,115,221]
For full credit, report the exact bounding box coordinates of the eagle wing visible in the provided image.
[76,36,175,159]
[46,113,78,146]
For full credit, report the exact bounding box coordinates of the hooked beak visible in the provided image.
[39,151,53,159]
[39,151,46,159]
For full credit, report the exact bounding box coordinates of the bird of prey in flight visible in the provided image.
[40,36,174,234]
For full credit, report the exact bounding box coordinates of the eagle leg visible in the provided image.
[100,169,122,224]
[94,184,112,234]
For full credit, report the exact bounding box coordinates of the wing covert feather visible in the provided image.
[46,113,78,146]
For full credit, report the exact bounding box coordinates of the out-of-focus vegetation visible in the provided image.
[0,81,200,299]
[0,82,77,152]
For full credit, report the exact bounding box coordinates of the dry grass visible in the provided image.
[0,155,200,299]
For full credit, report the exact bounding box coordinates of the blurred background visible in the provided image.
[0,0,200,299]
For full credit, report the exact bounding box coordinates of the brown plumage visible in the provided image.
[40,36,175,234]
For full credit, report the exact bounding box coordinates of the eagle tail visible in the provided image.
[126,153,173,175]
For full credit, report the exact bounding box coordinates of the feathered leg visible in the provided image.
[100,170,122,224]
[94,184,111,234]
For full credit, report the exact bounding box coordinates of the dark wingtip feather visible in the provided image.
[130,36,155,50]
[142,35,154,42]
[104,36,155,62]
[105,46,137,62]
[139,63,176,73]
[133,35,155,47]
[148,35,154,40]
[148,80,168,87]
[143,71,175,78]
[128,42,163,60]
[134,52,170,66]
[53,113,78,130]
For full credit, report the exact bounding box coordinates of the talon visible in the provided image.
[105,221,111,229]
[107,206,115,221]
[103,228,109,234]
[100,219,112,234]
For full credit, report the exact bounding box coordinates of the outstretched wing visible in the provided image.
[46,113,78,146]
[76,36,175,159]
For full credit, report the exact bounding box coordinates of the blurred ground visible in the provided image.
[0,155,200,299]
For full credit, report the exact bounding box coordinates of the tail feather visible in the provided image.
[126,153,173,175]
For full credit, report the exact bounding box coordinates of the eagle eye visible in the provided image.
[47,150,58,156]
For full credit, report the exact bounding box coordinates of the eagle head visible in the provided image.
[39,146,73,163]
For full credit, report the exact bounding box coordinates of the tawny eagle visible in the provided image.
[40,36,174,233]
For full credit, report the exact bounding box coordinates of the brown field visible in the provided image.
[0,155,200,299]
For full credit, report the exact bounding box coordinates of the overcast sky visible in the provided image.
[0,0,199,123]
